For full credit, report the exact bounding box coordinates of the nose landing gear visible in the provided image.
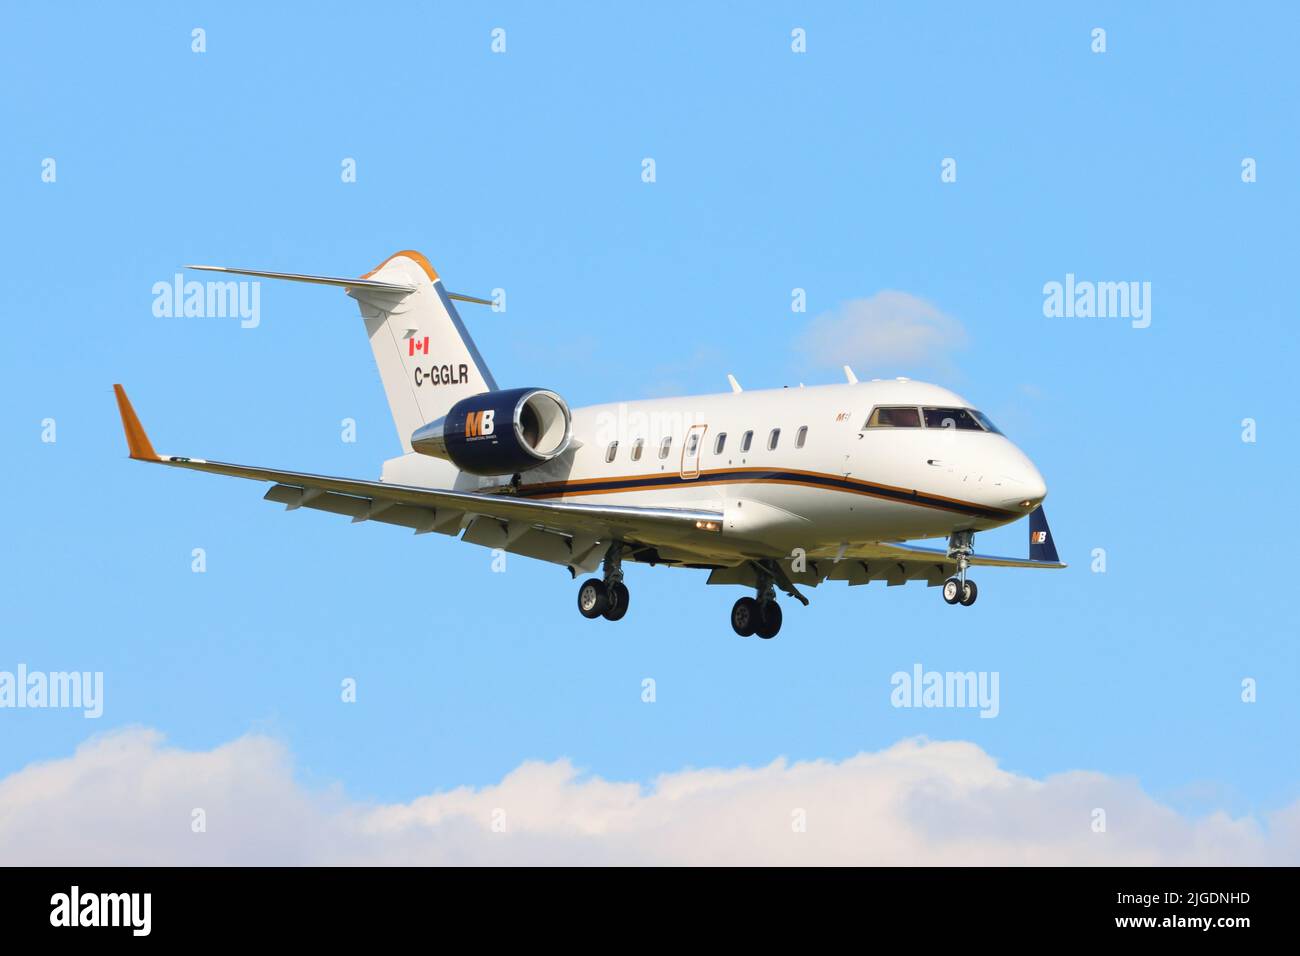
[942,577,977,606]
[943,530,978,607]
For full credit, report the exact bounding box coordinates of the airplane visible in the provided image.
[113,250,1064,639]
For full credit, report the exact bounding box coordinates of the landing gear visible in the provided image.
[733,568,784,638]
[943,578,962,605]
[731,597,759,636]
[577,543,631,621]
[577,578,610,618]
[605,581,630,621]
[754,601,782,639]
[943,530,978,607]
[942,577,978,606]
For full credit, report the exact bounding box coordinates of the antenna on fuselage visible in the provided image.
[843,365,859,384]
[727,374,743,393]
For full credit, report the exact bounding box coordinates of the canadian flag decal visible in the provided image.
[408,336,430,357]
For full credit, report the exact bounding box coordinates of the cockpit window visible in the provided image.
[922,407,986,431]
[969,409,1003,435]
[866,406,922,428]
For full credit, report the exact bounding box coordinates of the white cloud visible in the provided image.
[798,292,968,372]
[1,728,1295,865]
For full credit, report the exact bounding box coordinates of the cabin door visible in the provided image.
[680,424,707,479]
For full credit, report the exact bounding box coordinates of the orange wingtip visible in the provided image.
[112,385,159,461]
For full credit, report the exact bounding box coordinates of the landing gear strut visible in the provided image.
[732,567,784,639]
[942,530,978,607]
[577,543,630,621]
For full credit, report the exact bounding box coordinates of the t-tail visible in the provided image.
[187,251,496,452]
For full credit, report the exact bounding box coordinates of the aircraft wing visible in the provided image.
[835,503,1065,573]
[847,541,1066,570]
[113,386,721,571]
[765,509,1065,589]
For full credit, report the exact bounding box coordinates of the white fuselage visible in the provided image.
[486,379,1048,561]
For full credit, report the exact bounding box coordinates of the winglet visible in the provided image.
[1028,506,1059,564]
[112,385,159,461]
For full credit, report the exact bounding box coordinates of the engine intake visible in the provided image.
[411,387,572,475]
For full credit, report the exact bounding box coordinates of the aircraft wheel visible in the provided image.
[943,578,962,605]
[603,582,630,621]
[754,602,783,639]
[578,578,610,619]
[731,597,759,637]
[959,579,978,607]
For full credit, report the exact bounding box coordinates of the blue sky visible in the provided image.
[1,3,1296,860]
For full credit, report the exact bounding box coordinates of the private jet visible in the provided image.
[113,250,1064,639]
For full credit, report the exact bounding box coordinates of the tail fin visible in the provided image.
[188,251,496,452]
[350,251,496,452]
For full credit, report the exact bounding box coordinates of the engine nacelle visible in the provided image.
[410,387,572,476]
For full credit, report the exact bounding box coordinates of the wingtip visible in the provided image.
[112,384,160,461]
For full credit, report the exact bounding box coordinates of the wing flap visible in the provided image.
[262,484,461,535]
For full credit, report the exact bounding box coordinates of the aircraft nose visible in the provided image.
[1016,467,1047,509]
[992,449,1047,512]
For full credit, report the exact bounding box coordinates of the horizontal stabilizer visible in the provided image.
[184,264,493,305]
[186,264,415,294]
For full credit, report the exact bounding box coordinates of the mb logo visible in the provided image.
[466,409,495,438]
[1032,531,1048,544]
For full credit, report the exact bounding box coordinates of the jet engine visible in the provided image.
[410,387,573,476]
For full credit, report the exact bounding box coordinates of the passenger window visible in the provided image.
[658,436,673,460]
[741,430,753,452]
[686,433,699,456]
[714,432,727,454]
[605,441,618,463]
[767,428,780,451]
[795,425,808,449]
[922,407,984,431]
[631,438,644,461]
[866,406,922,428]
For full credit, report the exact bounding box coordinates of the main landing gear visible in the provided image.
[731,566,785,639]
[577,543,630,622]
[942,530,979,607]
